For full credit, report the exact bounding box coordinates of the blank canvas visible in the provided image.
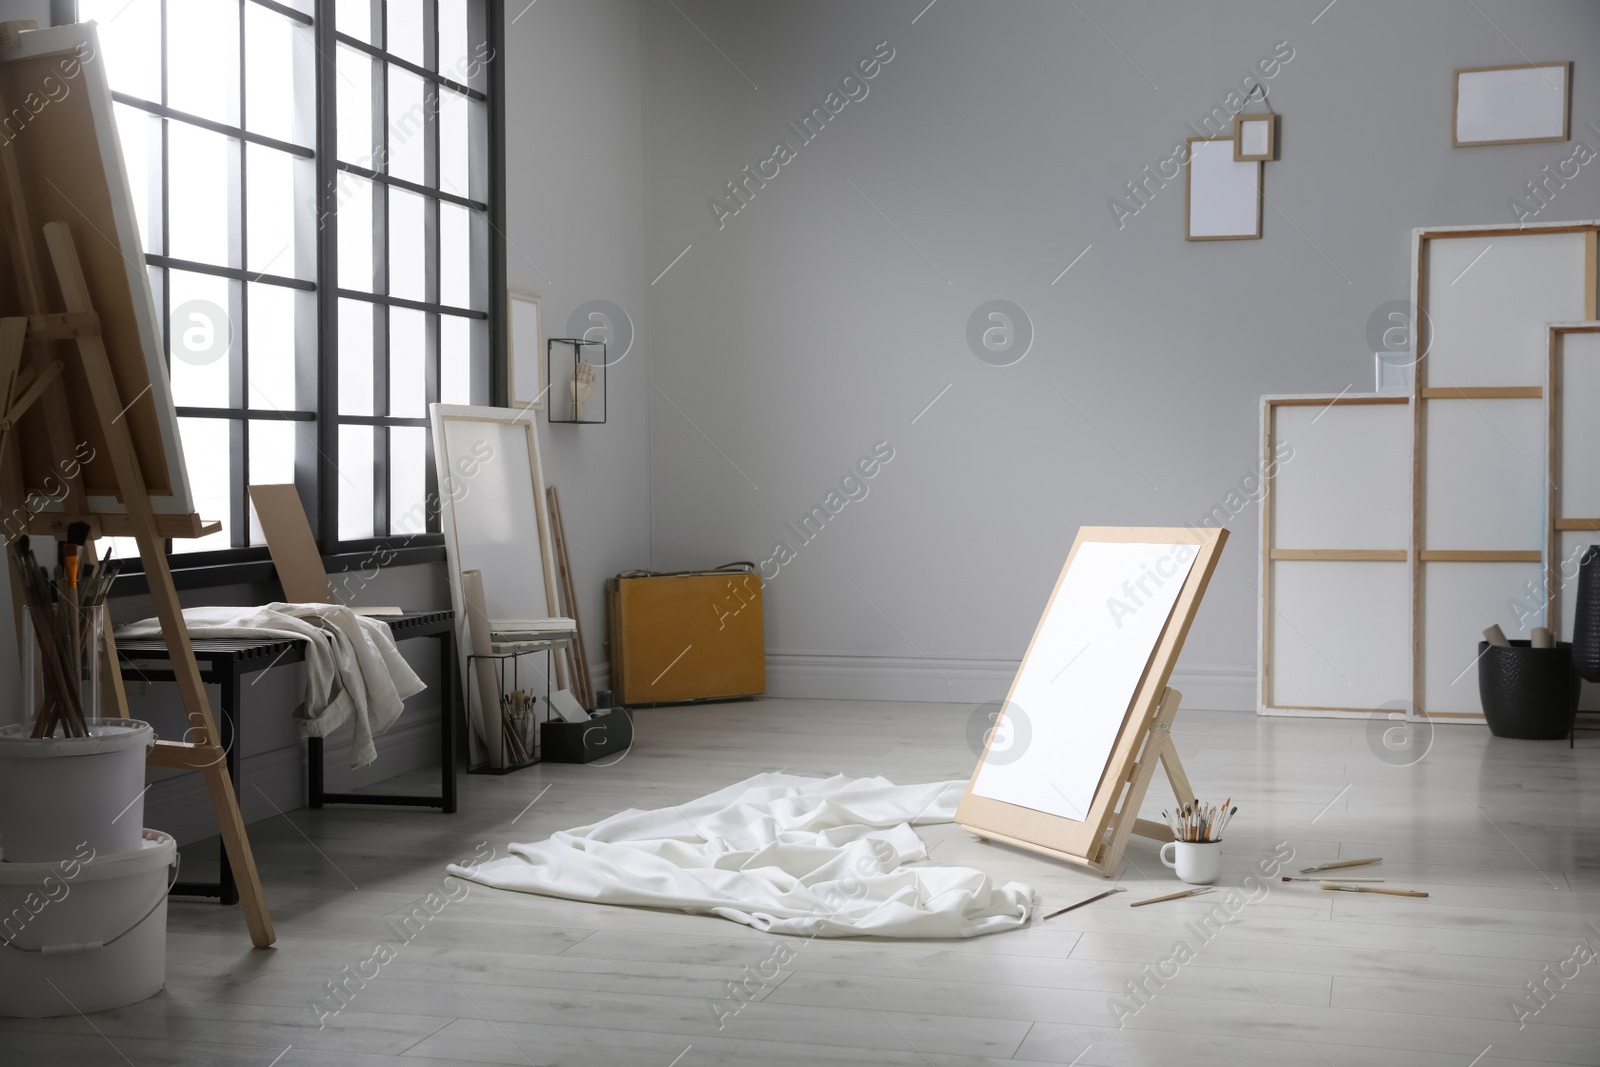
[971,540,1197,820]
[1186,138,1261,240]
[1455,64,1569,146]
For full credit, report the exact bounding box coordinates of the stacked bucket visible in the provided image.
[0,718,176,1017]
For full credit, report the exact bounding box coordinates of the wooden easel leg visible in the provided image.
[1099,687,1196,876]
[44,223,274,948]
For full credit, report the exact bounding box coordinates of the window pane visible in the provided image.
[168,123,238,268]
[245,2,312,147]
[440,203,470,308]
[387,66,427,184]
[438,0,469,76]
[112,103,162,254]
[337,425,375,541]
[246,144,305,278]
[336,45,376,165]
[167,0,240,126]
[337,175,374,291]
[438,88,469,198]
[440,314,472,404]
[168,271,234,408]
[337,0,372,41]
[247,421,298,544]
[338,299,374,415]
[389,427,426,537]
[81,0,160,102]
[389,308,426,417]
[386,0,425,67]
[388,189,426,302]
[175,418,232,554]
[248,283,302,410]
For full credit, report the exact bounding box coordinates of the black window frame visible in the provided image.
[55,0,507,590]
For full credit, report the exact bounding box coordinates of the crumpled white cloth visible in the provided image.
[449,773,1035,938]
[117,603,425,768]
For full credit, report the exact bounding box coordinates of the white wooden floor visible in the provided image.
[2,699,1598,1066]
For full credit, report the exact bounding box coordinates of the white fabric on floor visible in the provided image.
[449,772,1035,937]
[117,603,424,768]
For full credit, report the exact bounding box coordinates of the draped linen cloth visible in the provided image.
[117,602,424,767]
[449,772,1035,938]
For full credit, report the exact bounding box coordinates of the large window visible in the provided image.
[72,0,497,567]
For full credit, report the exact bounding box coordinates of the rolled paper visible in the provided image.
[1483,624,1509,647]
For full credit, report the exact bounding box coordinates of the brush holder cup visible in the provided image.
[1159,840,1222,885]
[1476,640,1579,741]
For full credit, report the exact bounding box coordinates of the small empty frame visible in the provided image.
[1453,62,1571,147]
[507,291,544,410]
[957,526,1226,874]
[1234,114,1276,162]
[1186,137,1261,241]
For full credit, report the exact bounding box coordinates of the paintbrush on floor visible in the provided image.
[1319,881,1427,898]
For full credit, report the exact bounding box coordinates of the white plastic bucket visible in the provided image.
[0,719,155,864]
[0,828,177,1017]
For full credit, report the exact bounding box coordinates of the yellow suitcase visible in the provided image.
[608,564,765,705]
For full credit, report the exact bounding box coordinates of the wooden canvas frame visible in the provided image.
[1411,221,1599,720]
[1544,321,1600,630]
[429,403,564,761]
[507,291,544,411]
[956,526,1226,876]
[1185,137,1261,242]
[1,21,193,518]
[1259,394,1411,718]
[1453,62,1571,148]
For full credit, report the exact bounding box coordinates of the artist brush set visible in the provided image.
[1162,798,1235,843]
[10,527,121,738]
[500,688,536,764]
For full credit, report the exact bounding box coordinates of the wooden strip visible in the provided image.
[1263,704,1399,715]
[1261,402,1274,709]
[45,222,274,949]
[1420,386,1542,399]
[1269,549,1407,561]
[546,486,594,709]
[1419,550,1541,562]
[26,512,220,539]
[1412,233,1429,721]
[1267,395,1409,407]
[1586,230,1597,319]
[1,359,64,427]
[1556,518,1600,531]
[24,311,99,341]
[1418,224,1600,240]
[148,739,231,770]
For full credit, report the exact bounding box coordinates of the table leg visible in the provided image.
[440,630,457,813]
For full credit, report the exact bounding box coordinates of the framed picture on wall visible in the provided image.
[1186,137,1262,241]
[508,291,544,409]
[1453,62,1571,147]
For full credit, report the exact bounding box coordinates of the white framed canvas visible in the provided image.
[1454,62,1570,147]
[1186,137,1262,241]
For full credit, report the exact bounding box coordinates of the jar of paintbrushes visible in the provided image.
[1159,799,1236,884]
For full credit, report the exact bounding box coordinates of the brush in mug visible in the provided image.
[1162,798,1237,843]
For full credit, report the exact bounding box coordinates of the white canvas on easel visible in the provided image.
[971,540,1196,820]
[1186,137,1261,241]
[957,527,1226,876]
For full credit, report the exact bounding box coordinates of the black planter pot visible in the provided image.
[1477,640,1579,740]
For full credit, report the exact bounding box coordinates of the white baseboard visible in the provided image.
[764,650,1255,711]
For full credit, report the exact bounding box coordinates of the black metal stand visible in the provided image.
[466,641,561,773]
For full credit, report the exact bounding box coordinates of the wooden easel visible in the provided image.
[0,21,273,947]
[962,687,1196,876]
[955,526,1227,878]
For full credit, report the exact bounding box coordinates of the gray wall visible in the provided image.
[639,0,1600,708]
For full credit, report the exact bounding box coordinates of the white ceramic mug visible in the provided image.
[1160,840,1222,885]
